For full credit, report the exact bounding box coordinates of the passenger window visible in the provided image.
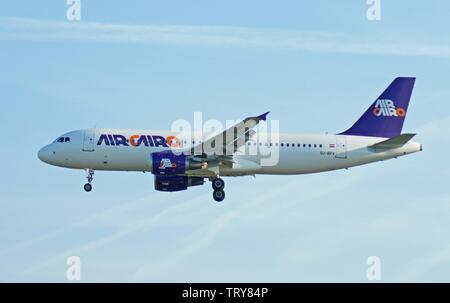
[286,143,289,147]
[308,144,311,148]
[281,143,284,147]
[297,144,300,147]
[303,144,306,147]
[314,144,317,148]
[319,144,323,148]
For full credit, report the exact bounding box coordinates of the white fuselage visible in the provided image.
[38,128,422,176]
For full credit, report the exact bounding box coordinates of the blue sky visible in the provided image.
[1,0,450,282]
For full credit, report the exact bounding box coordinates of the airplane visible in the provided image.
[38,77,422,202]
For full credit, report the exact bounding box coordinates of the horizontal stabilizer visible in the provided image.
[369,133,416,149]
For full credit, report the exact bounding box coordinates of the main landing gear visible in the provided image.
[84,169,94,192]
[211,177,225,202]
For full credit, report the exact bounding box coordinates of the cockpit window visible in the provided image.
[55,137,70,143]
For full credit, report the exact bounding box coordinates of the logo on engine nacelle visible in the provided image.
[159,158,177,169]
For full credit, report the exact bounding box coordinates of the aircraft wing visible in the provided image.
[188,111,269,157]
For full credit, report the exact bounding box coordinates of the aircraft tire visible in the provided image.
[212,178,225,191]
[84,183,92,192]
[213,189,225,202]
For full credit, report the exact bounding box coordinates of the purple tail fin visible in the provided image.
[339,77,416,138]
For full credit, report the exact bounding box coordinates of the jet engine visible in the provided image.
[154,175,205,192]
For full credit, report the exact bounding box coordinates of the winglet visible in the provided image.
[257,111,270,121]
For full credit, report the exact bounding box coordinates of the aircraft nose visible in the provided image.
[38,145,51,163]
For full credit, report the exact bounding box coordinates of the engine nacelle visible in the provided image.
[154,175,205,192]
[151,151,206,175]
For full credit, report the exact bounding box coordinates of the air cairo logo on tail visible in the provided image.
[372,99,406,118]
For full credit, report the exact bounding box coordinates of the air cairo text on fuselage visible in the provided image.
[97,134,180,148]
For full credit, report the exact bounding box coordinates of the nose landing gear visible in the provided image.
[84,169,94,192]
[211,177,225,202]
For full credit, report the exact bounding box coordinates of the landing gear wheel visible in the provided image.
[84,183,92,192]
[213,189,225,202]
[212,178,225,191]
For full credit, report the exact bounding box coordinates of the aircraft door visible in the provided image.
[335,136,347,159]
[82,129,95,152]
